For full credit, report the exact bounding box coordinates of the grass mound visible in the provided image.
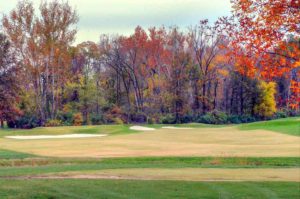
[239,117,300,136]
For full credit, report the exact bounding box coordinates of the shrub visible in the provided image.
[228,115,242,124]
[57,112,73,126]
[91,114,104,125]
[197,111,228,124]
[45,119,62,127]
[7,115,40,129]
[240,115,256,123]
[73,113,83,126]
[160,114,176,124]
[130,112,147,123]
[287,109,300,117]
[113,117,124,124]
[274,111,288,119]
[147,117,155,124]
[180,114,194,123]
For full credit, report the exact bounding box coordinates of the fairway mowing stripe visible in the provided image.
[2,168,299,182]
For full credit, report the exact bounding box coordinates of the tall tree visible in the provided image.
[187,20,225,114]
[2,0,78,123]
[0,33,21,128]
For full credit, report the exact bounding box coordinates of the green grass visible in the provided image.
[0,125,135,137]
[240,117,300,136]
[0,180,299,199]
[0,117,298,138]
[1,156,299,177]
[0,123,221,138]
[0,149,37,159]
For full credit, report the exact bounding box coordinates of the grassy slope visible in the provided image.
[0,180,299,199]
[0,149,37,159]
[239,117,300,136]
[0,123,217,138]
[0,125,135,137]
[0,117,298,137]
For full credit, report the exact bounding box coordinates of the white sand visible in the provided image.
[162,126,194,130]
[5,134,107,140]
[130,126,155,131]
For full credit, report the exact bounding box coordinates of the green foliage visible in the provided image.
[130,112,147,123]
[197,111,228,124]
[254,81,277,118]
[45,119,62,127]
[7,115,40,129]
[274,111,288,119]
[57,111,74,126]
[228,115,242,124]
[160,114,176,124]
[91,114,104,125]
[147,117,155,124]
[72,113,83,126]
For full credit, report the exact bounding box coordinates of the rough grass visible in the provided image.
[1,157,299,177]
[39,168,300,182]
[0,180,299,199]
[240,117,300,136]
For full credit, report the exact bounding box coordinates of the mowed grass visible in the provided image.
[240,117,300,136]
[0,123,221,138]
[0,180,299,199]
[0,149,37,159]
[1,157,299,177]
[0,117,299,198]
[1,126,299,157]
[0,125,135,137]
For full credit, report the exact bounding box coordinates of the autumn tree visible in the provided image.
[222,0,300,110]
[2,0,78,123]
[0,33,21,127]
[187,20,226,114]
[254,81,277,118]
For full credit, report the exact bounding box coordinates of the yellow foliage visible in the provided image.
[254,81,277,118]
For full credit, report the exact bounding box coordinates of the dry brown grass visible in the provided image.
[21,168,300,182]
[0,127,299,158]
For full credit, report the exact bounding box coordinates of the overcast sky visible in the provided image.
[0,0,232,44]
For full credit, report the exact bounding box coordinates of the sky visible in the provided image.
[0,0,232,44]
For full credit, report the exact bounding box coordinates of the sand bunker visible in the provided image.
[130,126,155,131]
[5,134,107,140]
[162,126,194,130]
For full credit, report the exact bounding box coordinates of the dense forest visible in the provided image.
[0,0,299,128]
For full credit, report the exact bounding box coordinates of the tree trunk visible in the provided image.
[213,81,218,110]
[0,120,4,128]
[202,82,206,114]
[240,76,244,115]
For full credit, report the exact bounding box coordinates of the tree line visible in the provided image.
[0,0,299,128]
